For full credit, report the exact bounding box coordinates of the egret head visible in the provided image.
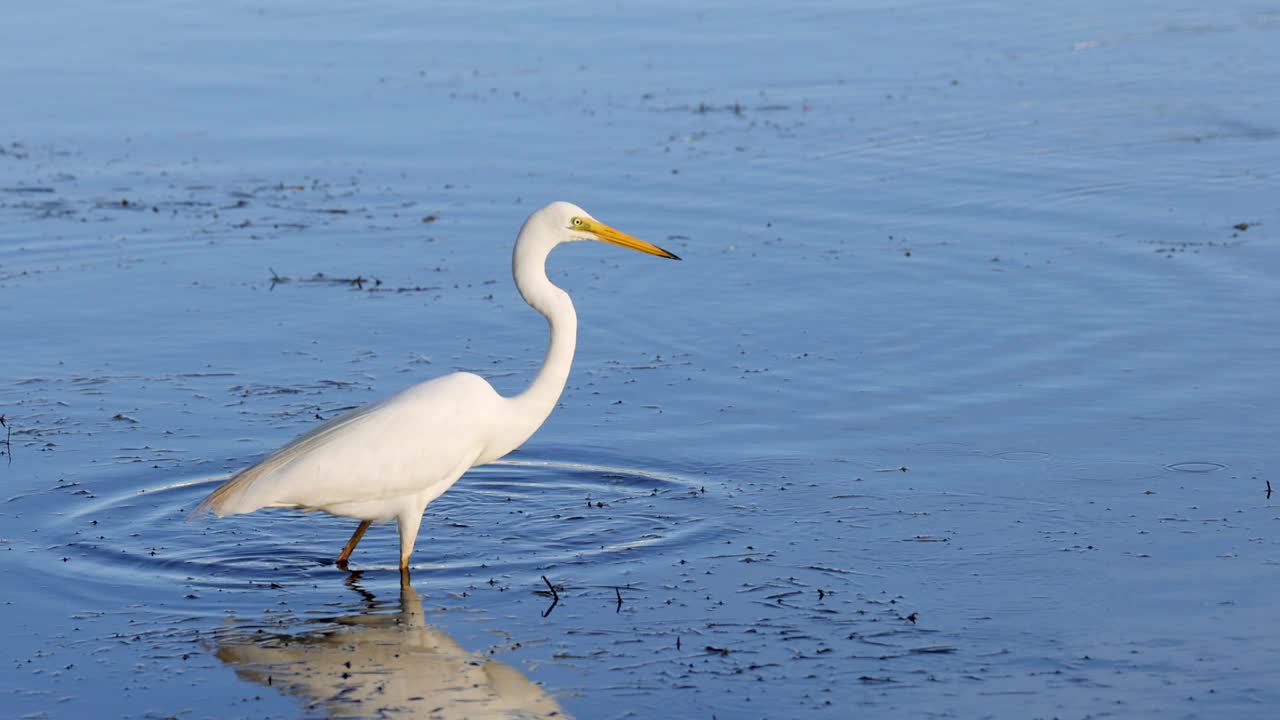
[524,201,681,260]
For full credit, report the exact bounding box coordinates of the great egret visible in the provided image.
[195,201,680,579]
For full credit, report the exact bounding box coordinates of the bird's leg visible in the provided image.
[396,510,424,584]
[335,520,372,568]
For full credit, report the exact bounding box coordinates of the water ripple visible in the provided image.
[47,453,723,606]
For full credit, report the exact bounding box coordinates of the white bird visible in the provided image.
[195,201,680,580]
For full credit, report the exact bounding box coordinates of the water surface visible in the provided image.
[2,2,1278,718]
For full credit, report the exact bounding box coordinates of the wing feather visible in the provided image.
[194,397,390,517]
[195,372,500,518]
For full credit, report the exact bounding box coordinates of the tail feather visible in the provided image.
[192,465,268,519]
[192,475,240,518]
[193,393,388,520]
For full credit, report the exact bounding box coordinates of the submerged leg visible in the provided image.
[335,520,372,567]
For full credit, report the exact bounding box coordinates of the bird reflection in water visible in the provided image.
[212,579,566,719]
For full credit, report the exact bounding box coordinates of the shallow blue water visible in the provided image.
[2,2,1279,718]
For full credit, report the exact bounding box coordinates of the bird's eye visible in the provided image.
[571,217,583,227]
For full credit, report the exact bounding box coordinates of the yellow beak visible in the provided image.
[588,221,682,260]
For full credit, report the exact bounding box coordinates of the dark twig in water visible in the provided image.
[366,285,438,294]
[299,272,379,289]
[1,415,10,465]
[268,268,435,294]
[540,575,561,618]
[615,586,623,613]
[539,575,560,600]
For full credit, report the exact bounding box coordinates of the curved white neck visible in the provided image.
[485,241,577,461]
[512,284,577,423]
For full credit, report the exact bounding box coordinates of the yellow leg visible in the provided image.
[335,520,372,567]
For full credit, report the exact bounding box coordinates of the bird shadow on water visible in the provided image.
[208,577,568,719]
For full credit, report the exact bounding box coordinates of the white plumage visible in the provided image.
[195,201,679,579]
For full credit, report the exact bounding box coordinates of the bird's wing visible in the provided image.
[195,372,497,517]
[194,397,390,516]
